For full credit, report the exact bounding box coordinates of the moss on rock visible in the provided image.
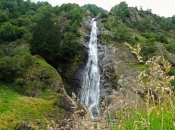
[19,55,65,97]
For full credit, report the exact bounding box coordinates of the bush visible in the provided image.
[170,80,175,91]
[165,43,175,54]
[138,11,146,17]
[168,67,175,75]
[100,12,108,19]
[0,56,22,82]
[111,2,130,21]
[148,37,156,42]
[155,33,168,44]
[0,22,26,42]
[15,78,26,86]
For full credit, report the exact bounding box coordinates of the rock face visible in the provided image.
[101,44,145,118]
[155,43,175,65]
[66,18,145,116]
[58,18,147,120]
[71,21,118,103]
[97,42,117,101]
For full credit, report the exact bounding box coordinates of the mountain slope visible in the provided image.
[0,1,175,129]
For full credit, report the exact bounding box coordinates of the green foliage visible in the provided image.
[0,10,9,23]
[138,11,146,17]
[114,108,175,130]
[141,33,168,44]
[104,23,111,30]
[100,12,108,19]
[113,25,127,41]
[141,43,156,60]
[136,22,147,32]
[0,83,62,129]
[30,5,82,66]
[113,25,136,44]
[59,3,82,22]
[0,22,27,42]
[15,78,26,86]
[82,4,107,13]
[111,2,130,22]
[172,16,175,24]
[0,44,8,58]
[165,43,175,54]
[155,33,168,44]
[0,47,32,82]
[0,56,22,82]
[82,4,103,16]
[101,35,113,43]
[168,67,175,75]
[170,79,175,89]
[20,56,62,96]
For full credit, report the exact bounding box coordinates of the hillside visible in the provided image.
[0,0,175,129]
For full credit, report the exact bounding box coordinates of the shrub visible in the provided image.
[15,78,26,86]
[165,43,175,54]
[168,67,175,75]
[100,12,108,19]
[170,79,175,90]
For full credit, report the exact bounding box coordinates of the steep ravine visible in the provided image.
[56,18,147,129]
[70,19,118,109]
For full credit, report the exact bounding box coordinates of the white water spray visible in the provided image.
[79,18,100,118]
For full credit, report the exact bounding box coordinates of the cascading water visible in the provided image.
[79,18,100,118]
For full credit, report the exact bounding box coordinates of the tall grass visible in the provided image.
[110,43,175,130]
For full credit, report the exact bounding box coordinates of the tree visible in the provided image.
[30,11,81,66]
[0,10,9,23]
[172,15,175,24]
[111,2,130,21]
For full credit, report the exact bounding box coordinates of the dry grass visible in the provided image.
[111,43,175,130]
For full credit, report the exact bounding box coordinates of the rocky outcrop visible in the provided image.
[22,55,76,112]
[23,55,65,96]
[110,44,138,75]
[101,44,146,118]
[155,43,175,65]
[97,42,117,101]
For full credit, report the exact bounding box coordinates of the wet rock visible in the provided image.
[97,43,117,102]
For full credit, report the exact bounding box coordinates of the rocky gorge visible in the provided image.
[54,18,147,128]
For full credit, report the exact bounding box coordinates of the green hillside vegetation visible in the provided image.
[100,2,175,58]
[82,4,108,16]
[0,83,65,129]
[30,3,83,67]
[0,0,175,129]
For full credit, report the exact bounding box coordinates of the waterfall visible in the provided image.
[79,18,100,118]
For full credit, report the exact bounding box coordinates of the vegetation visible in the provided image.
[109,43,175,130]
[111,2,130,22]
[0,0,175,129]
[30,4,83,67]
[0,83,63,129]
[82,4,107,16]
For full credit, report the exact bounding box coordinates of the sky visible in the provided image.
[30,0,175,17]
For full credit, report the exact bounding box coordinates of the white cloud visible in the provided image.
[30,0,175,17]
